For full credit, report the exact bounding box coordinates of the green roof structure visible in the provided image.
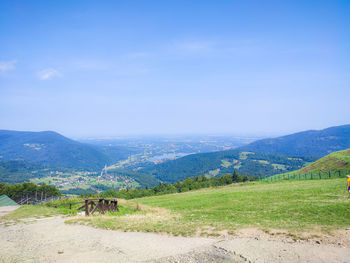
[0,195,18,206]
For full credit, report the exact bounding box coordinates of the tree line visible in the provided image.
[83,171,258,200]
[0,182,61,202]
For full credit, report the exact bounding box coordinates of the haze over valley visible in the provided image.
[1,1,350,262]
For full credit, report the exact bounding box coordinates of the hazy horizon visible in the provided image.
[1,1,349,137]
[1,124,349,140]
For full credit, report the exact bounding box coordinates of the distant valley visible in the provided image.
[1,124,350,194]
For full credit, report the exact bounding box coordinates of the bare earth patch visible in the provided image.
[1,216,350,263]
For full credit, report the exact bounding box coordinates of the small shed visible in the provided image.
[0,195,18,206]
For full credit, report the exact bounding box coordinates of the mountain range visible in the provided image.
[1,124,350,186]
[138,124,350,183]
[237,124,350,157]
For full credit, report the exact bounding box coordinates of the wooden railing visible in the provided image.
[53,198,119,216]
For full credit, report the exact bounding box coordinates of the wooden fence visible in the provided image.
[53,198,119,216]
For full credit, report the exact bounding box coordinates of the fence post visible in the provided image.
[85,199,89,216]
[104,200,109,211]
[113,199,119,211]
[99,199,104,214]
[329,170,331,178]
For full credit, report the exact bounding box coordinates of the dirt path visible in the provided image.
[0,217,349,263]
[0,206,19,217]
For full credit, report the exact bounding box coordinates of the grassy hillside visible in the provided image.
[68,178,350,236]
[267,148,350,182]
[238,124,350,157]
[298,148,350,173]
[141,150,312,183]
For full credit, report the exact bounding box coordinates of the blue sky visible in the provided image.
[0,0,349,137]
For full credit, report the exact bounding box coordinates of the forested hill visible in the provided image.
[0,130,113,170]
[238,124,350,158]
[140,150,313,183]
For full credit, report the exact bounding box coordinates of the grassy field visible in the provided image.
[66,178,350,236]
[0,200,136,223]
[2,178,349,237]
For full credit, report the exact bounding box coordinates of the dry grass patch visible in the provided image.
[65,202,198,236]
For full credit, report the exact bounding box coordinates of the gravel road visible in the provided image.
[0,216,349,263]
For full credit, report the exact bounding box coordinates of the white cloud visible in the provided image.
[37,68,62,80]
[0,60,16,73]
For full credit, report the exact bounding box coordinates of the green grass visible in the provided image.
[268,169,350,182]
[134,179,350,231]
[67,178,350,236]
[0,205,64,222]
[66,201,195,236]
[0,198,86,222]
[299,148,350,173]
[271,163,286,170]
[267,149,350,181]
[4,178,350,237]
[0,198,137,224]
[221,159,232,168]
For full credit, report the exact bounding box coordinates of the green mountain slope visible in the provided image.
[0,160,52,184]
[0,130,160,189]
[0,130,114,170]
[238,124,350,158]
[140,150,312,183]
[297,148,350,173]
